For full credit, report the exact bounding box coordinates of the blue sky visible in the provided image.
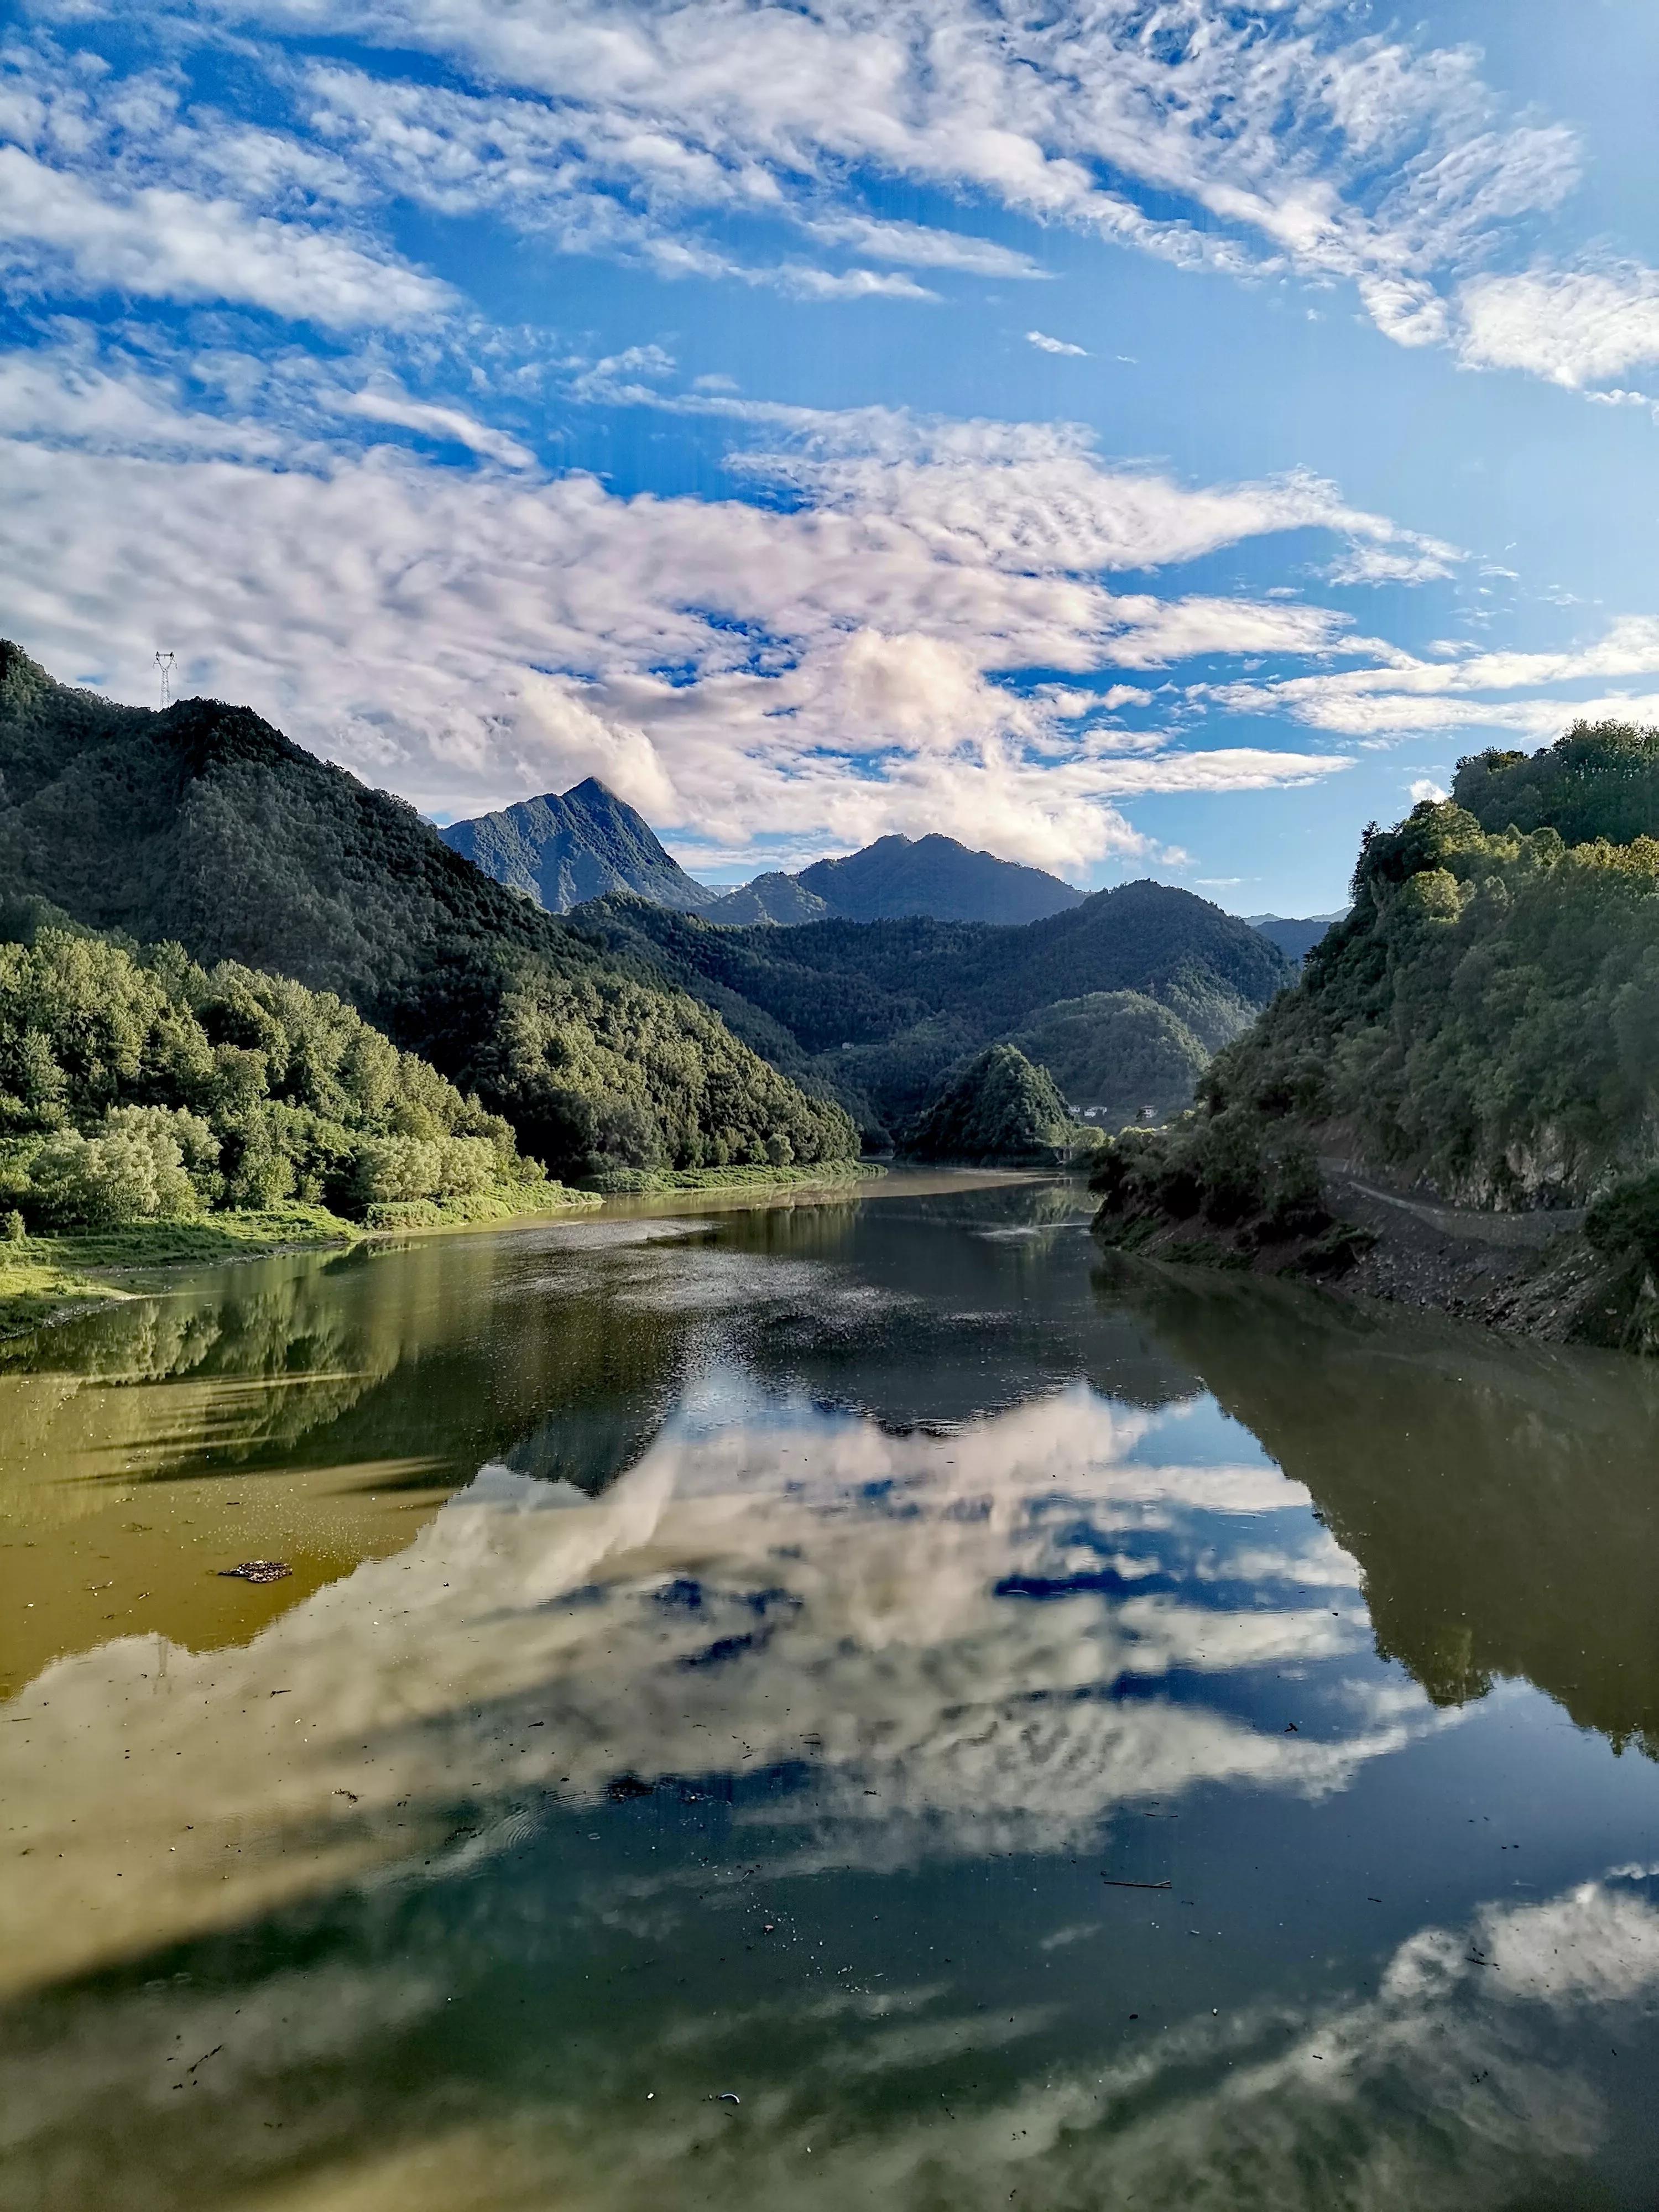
[3,2,1659,911]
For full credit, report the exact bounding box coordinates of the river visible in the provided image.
[3,1171,1658,2210]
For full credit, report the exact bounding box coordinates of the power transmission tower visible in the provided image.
[155,650,176,708]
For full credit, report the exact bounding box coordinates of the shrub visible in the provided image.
[27,1111,203,1228]
[1585,1172,1659,1272]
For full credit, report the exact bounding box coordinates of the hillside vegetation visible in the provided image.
[0,646,857,1182]
[586,880,1288,1142]
[1454,719,1659,847]
[1001,993,1211,1126]
[905,1045,1088,1165]
[1093,722,1659,1343]
[0,906,567,1232]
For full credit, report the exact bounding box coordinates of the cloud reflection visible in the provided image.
[1,1378,1433,1996]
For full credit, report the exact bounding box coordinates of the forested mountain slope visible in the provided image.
[1245,913,1344,964]
[440,780,713,914]
[0,646,855,1180]
[904,1045,1079,1165]
[1001,993,1210,1124]
[585,880,1290,1140]
[1093,722,1659,1348]
[0,905,562,1229]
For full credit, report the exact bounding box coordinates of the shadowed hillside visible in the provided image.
[586,880,1291,1139]
[698,832,1084,927]
[1092,721,1659,1348]
[440,780,714,914]
[0,646,856,1182]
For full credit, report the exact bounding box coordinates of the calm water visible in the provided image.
[4,1173,1659,2212]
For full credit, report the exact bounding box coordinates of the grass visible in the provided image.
[0,1204,362,1341]
[32,1204,361,1270]
[0,1186,603,1342]
[578,1159,881,1196]
[360,1181,601,1229]
[0,1250,127,1334]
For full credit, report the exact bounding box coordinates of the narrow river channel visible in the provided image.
[4,1171,1659,2210]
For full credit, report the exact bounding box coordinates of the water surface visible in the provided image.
[4,1173,1659,2210]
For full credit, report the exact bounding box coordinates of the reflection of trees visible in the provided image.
[0,1233,691,1526]
[1097,1256,1659,1754]
[2,1183,1189,1546]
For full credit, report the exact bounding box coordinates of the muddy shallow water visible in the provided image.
[4,1172,1659,2211]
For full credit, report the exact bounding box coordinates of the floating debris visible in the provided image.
[218,1561,291,1584]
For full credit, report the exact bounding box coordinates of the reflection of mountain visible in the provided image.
[9,1190,1659,2211]
[1099,1258,1659,1753]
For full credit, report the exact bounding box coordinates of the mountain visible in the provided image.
[1244,913,1344,964]
[697,872,832,925]
[0,644,857,1181]
[1000,992,1210,1123]
[1092,722,1659,1346]
[698,832,1084,927]
[904,1045,1078,1164]
[439,789,1091,928]
[440,779,713,914]
[583,879,1292,1142]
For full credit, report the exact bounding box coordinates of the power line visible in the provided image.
[155,650,176,709]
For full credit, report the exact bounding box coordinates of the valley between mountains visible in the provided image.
[16,639,1659,1361]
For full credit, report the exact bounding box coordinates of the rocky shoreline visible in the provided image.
[1093,1154,1659,1355]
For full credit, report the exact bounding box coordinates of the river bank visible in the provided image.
[0,1189,599,1344]
[0,1160,901,1343]
[1093,1151,1659,1354]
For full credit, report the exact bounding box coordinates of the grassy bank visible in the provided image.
[578,1159,883,1196]
[359,1181,600,1229]
[0,1205,359,1340]
[0,1183,602,1342]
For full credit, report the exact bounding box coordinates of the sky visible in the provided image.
[3,2,1659,911]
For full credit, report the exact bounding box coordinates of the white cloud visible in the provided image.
[1027,329,1087,356]
[1458,264,1659,388]
[333,383,535,466]
[0,363,1383,867]
[0,343,284,458]
[1409,777,1448,803]
[0,6,1614,389]
[0,143,451,327]
[190,0,1584,369]
[808,215,1045,279]
[770,260,936,302]
[1324,542,1457,587]
[1207,615,1659,741]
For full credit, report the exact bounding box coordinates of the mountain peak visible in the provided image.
[440,777,711,914]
